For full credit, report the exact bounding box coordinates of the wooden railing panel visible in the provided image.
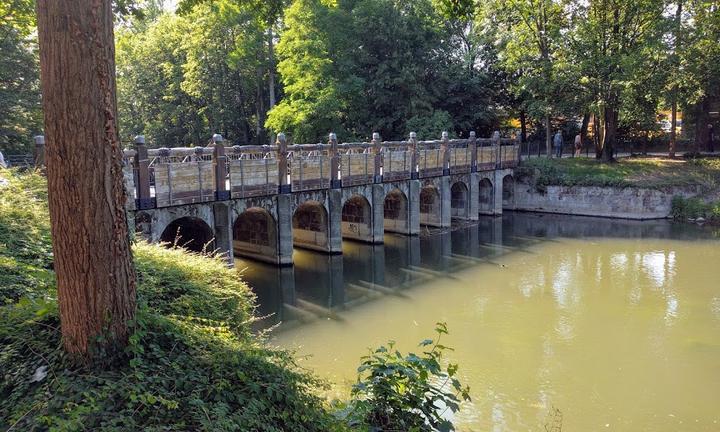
[341,153,375,186]
[154,162,214,207]
[229,158,278,198]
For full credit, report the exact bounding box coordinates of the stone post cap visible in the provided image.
[409,132,417,140]
[329,132,337,141]
[492,131,500,140]
[372,132,380,141]
[212,134,224,143]
[276,132,286,143]
[34,135,45,145]
[441,131,449,140]
[133,135,145,145]
[469,131,476,139]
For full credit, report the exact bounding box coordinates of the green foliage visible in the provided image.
[517,156,720,190]
[0,0,42,154]
[343,322,470,432]
[0,170,340,431]
[267,0,497,142]
[0,169,53,304]
[671,196,720,223]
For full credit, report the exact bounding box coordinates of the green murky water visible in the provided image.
[237,214,720,431]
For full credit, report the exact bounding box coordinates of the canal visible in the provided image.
[235,213,720,431]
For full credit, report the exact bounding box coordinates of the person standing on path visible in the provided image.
[709,123,715,153]
[574,134,582,157]
[553,131,563,158]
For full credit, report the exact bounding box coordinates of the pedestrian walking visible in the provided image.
[553,131,563,158]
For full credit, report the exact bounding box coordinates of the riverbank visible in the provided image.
[511,157,720,220]
[0,170,337,430]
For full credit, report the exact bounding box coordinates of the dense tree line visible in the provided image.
[1,0,719,157]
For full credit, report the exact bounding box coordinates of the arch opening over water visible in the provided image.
[420,185,441,226]
[292,201,329,252]
[233,208,278,263]
[479,178,493,213]
[341,195,373,242]
[451,182,469,219]
[384,188,409,233]
[160,217,214,253]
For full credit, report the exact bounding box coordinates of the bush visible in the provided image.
[671,196,720,223]
[342,322,470,432]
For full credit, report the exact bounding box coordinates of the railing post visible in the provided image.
[212,134,229,200]
[277,132,291,193]
[33,135,45,168]
[409,131,418,179]
[329,132,341,189]
[469,131,477,173]
[441,131,450,176]
[492,130,501,169]
[372,132,382,183]
[133,135,154,209]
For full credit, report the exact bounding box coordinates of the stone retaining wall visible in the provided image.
[510,182,698,220]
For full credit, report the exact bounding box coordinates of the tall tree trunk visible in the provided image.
[694,98,709,152]
[36,0,136,360]
[267,27,276,145]
[255,67,266,145]
[602,104,618,162]
[670,101,678,158]
[595,111,604,159]
[545,114,552,157]
[519,110,527,143]
[669,0,683,158]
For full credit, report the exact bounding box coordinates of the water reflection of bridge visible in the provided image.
[246,213,710,331]
[123,131,519,266]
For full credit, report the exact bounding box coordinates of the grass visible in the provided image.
[516,156,720,191]
[0,169,341,431]
[670,196,720,223]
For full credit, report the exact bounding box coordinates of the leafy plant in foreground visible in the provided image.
[344,322,470,431]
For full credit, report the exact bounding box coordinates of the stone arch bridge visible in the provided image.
[123,131,518,266]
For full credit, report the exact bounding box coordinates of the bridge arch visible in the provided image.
[292,200,329,252]
[233,207,278,263]
[420,185,441,226]
[450,181,469,219]
[160,216,214,253]
[502,174,515,207]
[341,195,373,242]
[383,188,408,233]
[479,178,493,213]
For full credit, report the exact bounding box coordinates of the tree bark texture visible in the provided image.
[36,0,137,360]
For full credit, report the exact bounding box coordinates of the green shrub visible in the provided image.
[342,322,470,432]
[671,196,720,222]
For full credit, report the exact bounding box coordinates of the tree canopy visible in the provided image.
[1,0,719,154]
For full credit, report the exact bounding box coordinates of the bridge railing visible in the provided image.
[228,145,279,198]
[123,130,518,210]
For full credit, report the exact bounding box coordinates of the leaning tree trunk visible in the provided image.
[36,0,136,361]
[519,111,527,143]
